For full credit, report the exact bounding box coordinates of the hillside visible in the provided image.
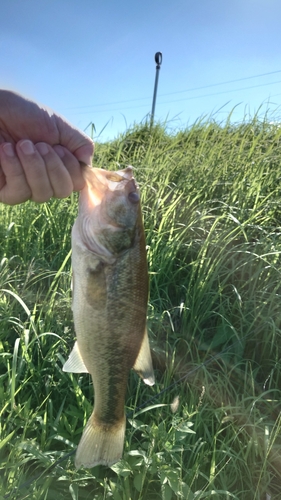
[1,118,281,499]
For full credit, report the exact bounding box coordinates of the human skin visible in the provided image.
[0,90,94,205]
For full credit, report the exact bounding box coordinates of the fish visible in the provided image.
[63,165,154,469]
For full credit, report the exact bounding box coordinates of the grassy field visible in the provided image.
[1,114,281,499]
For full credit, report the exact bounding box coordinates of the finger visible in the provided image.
[53,145,85,191]
[16,140,54,203]
[35,143,74,198]
[55,115,94,164]
[0,164,6,190]
[73,142,94,166]
[0,142,32,205]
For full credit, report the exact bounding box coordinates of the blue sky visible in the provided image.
[1,0,281,141]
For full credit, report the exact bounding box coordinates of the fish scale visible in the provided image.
[63,165,154,468]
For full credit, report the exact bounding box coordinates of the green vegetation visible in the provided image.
[1,114,281,499]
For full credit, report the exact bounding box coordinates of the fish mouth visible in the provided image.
[82,166,139,208]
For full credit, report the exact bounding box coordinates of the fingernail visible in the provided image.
[54,145,65,158]
[3,143,15,157]
[19,140,35,155]
[36,143,49,156]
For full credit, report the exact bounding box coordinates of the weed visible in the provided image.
[1,116,281,499]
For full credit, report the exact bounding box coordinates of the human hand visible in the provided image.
[0,90,94,205]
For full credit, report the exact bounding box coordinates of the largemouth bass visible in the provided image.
[63,165,154,468]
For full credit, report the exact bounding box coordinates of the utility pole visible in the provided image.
[150,52,162,126]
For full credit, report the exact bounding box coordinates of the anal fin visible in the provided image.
[63,341,89,373]
[133,328,155,386]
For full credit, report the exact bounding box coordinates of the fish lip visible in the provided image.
[117,165,134,180]
[110,165,134,180]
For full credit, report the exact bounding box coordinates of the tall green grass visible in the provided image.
[1,115,281,499]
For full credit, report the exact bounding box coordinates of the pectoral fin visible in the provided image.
[133,328,155,386]
[63,341,89,373]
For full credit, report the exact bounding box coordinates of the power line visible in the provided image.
[157,79,281,105]
[159,69,281,96]
[72,78,281,115]
[63,69,281,111]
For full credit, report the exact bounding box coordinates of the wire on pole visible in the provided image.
[150,52,162,126]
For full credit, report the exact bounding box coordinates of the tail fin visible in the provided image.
[75,411,126,469]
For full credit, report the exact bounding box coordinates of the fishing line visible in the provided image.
[4,330,253,499]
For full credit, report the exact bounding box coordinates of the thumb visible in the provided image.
[74,142,94,166]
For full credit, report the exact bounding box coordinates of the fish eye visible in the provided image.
[128,191,140,204]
